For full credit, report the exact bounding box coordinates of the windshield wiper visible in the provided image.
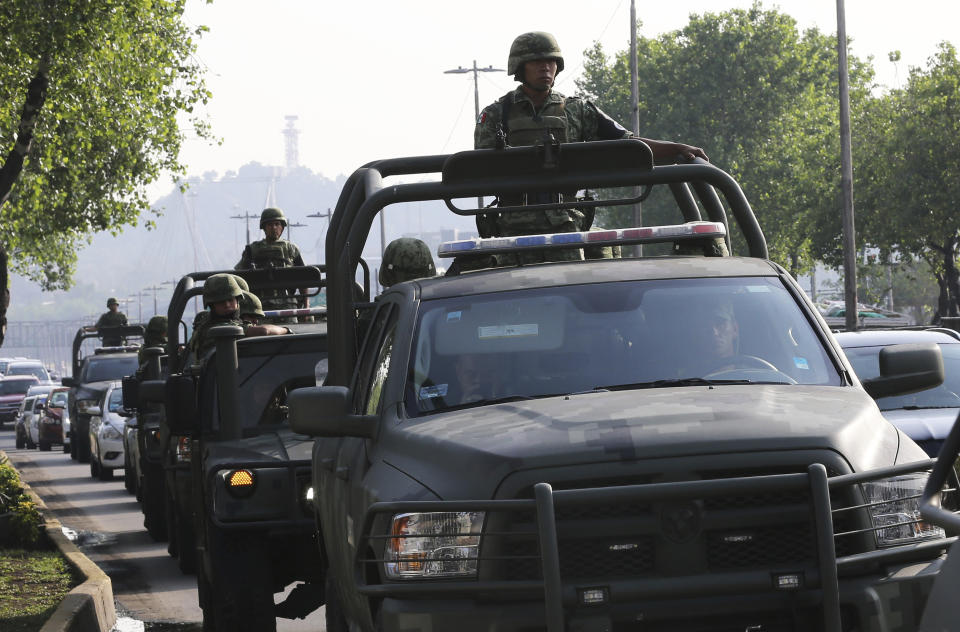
[598,378,758,391]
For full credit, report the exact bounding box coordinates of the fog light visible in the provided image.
[579,587,608,605]
[774,573,802,590]
[224,469,256,498]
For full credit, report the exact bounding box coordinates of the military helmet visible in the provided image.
[507,31,564,76]
[379,238,437,288]
[239,291,265,319]
[202,273,243,307]
[260,207,287,228]
[107,297,119,307]
[233,275,250,292]
[145,315,168,339]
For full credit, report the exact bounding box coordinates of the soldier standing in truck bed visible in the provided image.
[474,31,708,262]
[235,207,307,323]
[93,297,128,346]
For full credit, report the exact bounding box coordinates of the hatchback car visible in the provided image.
[89,381,126,481]
[38,386,71,452]
[0,375,39,429]
[14,395,39,449]
[24,384,56,448]
[836,327,960,456]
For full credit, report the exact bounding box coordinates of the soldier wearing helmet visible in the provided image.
[94,297,128,346]
[188,274,289,358]
[235,207,307,323]
[379,238,437,289]
[474,32,708,261]
[239,290,266,324]
[138,315,168,366]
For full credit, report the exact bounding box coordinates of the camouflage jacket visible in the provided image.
[96,310,128,329]
[474,87,632,238]
[235,238,304,271]
[188,311,247,358]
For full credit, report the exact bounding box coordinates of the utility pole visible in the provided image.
[231,208,257,245]
[444,60,503,211]
[630,0,642,256]
[144,285,163,317]
[308,209,332,263]
[287,220,307,245]
[837,0,858,331]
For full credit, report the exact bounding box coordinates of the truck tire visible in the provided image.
[142,466,168,541]
[176,511,197,575]
[90,458,99,479]
[77,434,90,463]
[69,432,78,459]
[98,464,114,481]
[26,434,36,449]
[124,459,136,494]
[15,432,25,449]
[202,528,276,632]
[63,440,70,454]
[324,571,349,632]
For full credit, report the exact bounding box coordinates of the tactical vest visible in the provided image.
[494,91,585,238]
[245,239,298,269]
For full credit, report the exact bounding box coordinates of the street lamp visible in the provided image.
[444,60,503,211]
[231,206,257,245]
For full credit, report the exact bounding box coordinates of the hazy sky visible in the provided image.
[166,0,960,198]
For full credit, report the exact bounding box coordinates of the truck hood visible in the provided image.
[203,427,314,469]
[384,385,900,499]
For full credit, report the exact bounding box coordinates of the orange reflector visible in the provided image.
[227,469,255,488]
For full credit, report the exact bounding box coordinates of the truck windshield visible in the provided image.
[0,380,36,395]
[83,356,139,382]
[407,277,842,415]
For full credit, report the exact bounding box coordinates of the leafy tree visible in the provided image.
[0,0,213,346]
[576,3,873,276]
[854,43,960,320]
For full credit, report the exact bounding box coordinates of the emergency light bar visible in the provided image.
[262,306,328,319]
[437,221,726,258]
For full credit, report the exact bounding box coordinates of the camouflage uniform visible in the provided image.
[473,32,633,266]
[138,315,168,366]
[235,208,305,322]
[188,274,247,358]
[96,298,128,346]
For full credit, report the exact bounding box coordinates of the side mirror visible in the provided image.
[862,343,944,399]
[288,386,377,439]
[122,376,140,410]
[61,376,77,387]
[83,405,102,417]
[138,380,166,404]
[164,375,198,435]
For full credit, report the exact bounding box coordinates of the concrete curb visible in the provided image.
[1,451,116,632]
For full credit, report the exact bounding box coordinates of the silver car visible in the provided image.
[89,381,126,481]
[837,327,960,457]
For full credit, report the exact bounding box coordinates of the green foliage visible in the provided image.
[576,3,873,276]
[854,42,960,315]
[0,0,214,289]
[0,459,42,548]
[0,547,77,630]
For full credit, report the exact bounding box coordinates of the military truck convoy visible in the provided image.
[286,139,959,632]
[111,138,960,631]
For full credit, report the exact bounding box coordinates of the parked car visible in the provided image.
[4,360,52,383]
[837,327,960,457]
[89,381,126,481]
[14,395,39,449]
[38,386,71,452]
[0,375,39,429]
[0,356,28,375]
[24,384,56,448]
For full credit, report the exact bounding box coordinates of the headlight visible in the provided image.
[175,436,191,463]
[101,425,123,440]
[384,511,484,580]
[862,474,946,547]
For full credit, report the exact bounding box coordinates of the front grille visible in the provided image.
[486,467,871,582]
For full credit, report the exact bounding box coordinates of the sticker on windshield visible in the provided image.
[478,324,539,339]
[793,357,810,370]
[746,285,771,293]
[446,311,462,322]
[419,384,449,399]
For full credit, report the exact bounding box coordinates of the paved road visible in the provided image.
[2,430,325,631]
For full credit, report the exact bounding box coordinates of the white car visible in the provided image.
[89,381,126,481]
